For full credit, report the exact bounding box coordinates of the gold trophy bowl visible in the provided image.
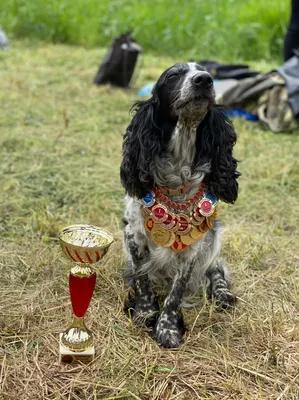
[60,224,114,263]
[58,224,114,364]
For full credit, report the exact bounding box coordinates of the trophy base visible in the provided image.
[59,333,95,364]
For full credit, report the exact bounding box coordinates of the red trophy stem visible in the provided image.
[69,272,96,318]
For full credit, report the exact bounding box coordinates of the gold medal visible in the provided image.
[190,226,204,241]
[176,214,191,235]
[181,234,196,246]
[144,216,154,232]
[193,207,204,221]
[152,204,168,223]
[198,199,214,217]
[192,213,205,226]
[199,220,209,233]
[172,236,188,252]
[171,216,180,232]
[164,231,176,247]
[206,215,215,229]
[151,224,174,247]
[160,212,176,230]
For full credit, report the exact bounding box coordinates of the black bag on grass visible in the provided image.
[93,33,142,88]
[198,60,260,80]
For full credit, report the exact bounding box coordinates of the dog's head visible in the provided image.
[120,62,240,203]
[154,62,215,121]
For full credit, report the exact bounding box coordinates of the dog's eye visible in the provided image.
[167,73,178,82]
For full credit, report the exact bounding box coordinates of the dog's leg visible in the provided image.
[154,262,195,348]
[205,260,236,310]
[124,232,159,328]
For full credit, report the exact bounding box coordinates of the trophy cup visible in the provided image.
[58,224,114,364]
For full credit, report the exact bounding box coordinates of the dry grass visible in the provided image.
[1,42,299,400]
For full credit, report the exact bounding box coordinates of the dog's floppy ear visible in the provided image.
[120,93,162,199]
[197,106,240,203]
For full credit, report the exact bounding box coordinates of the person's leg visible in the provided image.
[284,0,299,61]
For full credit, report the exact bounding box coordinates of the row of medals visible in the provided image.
[141,191,218,253]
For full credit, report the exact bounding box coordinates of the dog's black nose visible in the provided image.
[192,72,213,87]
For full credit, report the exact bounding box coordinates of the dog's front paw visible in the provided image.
[124,289,159,329]
[131,304,159,329]
[211,289,237,311]
[154,311,185,348]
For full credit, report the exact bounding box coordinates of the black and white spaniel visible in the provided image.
[120,62,240,348]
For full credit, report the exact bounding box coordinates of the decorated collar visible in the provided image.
[139,184,218,252]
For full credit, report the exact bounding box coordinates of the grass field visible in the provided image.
[1,0,289,61]
[1,42,299,399]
